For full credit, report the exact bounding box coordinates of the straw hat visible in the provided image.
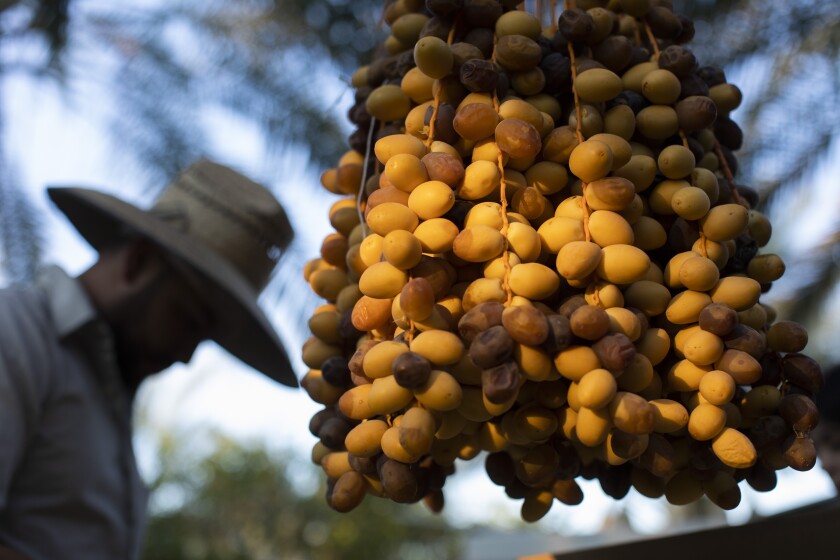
[47,158,298,387]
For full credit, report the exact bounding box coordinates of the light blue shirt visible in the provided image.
[0,266,148,560]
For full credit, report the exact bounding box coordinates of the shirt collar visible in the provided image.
[36,265,99,340]
[36,265,135,406]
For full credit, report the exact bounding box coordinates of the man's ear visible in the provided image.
[121,238,165,288]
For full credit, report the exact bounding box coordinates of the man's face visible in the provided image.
[109,259,215,388]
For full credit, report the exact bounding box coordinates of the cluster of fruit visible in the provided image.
[302,0,823,521]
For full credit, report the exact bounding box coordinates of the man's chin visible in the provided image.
[139,361,174,377]
[122,360,173,389]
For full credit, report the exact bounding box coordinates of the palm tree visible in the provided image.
[0,0,383,285]
[141,431,461,560]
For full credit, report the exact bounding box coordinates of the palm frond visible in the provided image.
[770,228,840,324]
[677,0,840,339]
[0,160,44,284]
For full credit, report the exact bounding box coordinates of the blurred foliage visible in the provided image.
[677,0,840,329]
[141,432,461,560]
[0,137,43,283]
[0,0,383,282]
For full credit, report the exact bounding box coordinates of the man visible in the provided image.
[815,365,840,494]
[0,159,297,559]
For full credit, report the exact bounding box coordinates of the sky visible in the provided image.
[2,6,838,540]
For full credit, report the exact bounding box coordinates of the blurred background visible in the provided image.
[1,0,839,558]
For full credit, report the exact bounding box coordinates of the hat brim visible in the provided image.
[47,187,299,387]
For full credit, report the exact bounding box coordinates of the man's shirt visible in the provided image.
[0,266,148,560]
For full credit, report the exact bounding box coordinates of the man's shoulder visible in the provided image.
[0,283,56,354]
[0,283,49,317]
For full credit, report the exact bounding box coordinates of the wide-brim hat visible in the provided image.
[47,158,299,387]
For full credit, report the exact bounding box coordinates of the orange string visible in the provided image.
[633,25,642,47]
[565,47,585,145]
[426,94,442,149]
[407,319,415,344]
[418,27,459,344]
[642,19,661,59]
[447,23,456,47]
[550,0,558,32]
[424,24,457,149]
[679,129,710,245]
[496,148,514,307]
[714,139,745,206]
[590,284,601,307]
[697,232,709,258]
[415,25,458,343]
[565,40,591,243]
[491,34,514,307]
